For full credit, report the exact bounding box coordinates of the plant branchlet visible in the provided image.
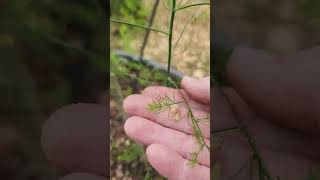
[147,78,210,166]
[213,82,273,180]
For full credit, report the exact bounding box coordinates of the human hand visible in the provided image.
[123,77,210,180]
[42,104,108,180]
[214,47,320,180]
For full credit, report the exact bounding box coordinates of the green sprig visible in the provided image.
[147,94,183,113]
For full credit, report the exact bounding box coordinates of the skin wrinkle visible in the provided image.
[124,94,210,138]
[125,116,209,166]
[180,132,193,160]
[172,151,184,179]
[177,161,189,180]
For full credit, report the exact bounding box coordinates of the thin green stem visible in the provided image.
[166,0,176,86]
[168,78,210,151]
[218,87,272,180]
[178,0,191,9]
[212,126,239,134]
[139,0,160,63]
[173,17,189,51]
[174,2,210,12]
[161,0,170,10]
[110,19,169,35]
[177,0,184,8]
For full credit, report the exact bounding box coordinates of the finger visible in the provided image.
[212,87,254,131]
[146,144,210,180]
[124,116,210,166]
[42,103,108,176]
[142,86,210,112]
[123,94,210,138]
[226,47,320,134]
[59,173,105,180]
[181,76,210,104]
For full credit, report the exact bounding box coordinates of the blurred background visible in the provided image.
[0,0,106,179]
[110,0,210,179]
[215,0,320,179]
[215,0,320,53]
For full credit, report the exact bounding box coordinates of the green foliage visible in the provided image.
[296,0,320,19]
[111,0,149,52]
[212,165,220,180]
[111,52,171,89]
[147,94,180,113]
[117,143,144,162]
[1,0,105,114]
[167,78,210,163]
[306,166,320,180]
[111,0,148,21]
[144,172,153,180]
[122,87,133,98]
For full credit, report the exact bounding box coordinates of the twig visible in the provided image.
[139,0,160,62]
[110,19,169,35]
[212,126,239,134]
[166,0,177,85]
[217,86,272,180]
[168,78,210,150]
[175,2,210,12]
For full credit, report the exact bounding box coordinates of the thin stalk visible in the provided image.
[177,0,184,8]
[212,126,239,134]
[173,13,197,55]
[166,0,177,86]
[175,2,210,12]
[110,19,169,35]
[161,0,170,10]
[217,87,272,180]
[168,78,209,151]
[139,0,160,63]
[173,16,189,52]
[178,0,191,9]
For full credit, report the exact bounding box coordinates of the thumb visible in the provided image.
[181,76,210,104]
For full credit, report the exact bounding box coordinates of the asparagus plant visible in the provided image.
[111,0,210,166]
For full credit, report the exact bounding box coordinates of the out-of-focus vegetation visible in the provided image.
[0,0,106,179]
[296,0,320,19]
[215,0,320,179]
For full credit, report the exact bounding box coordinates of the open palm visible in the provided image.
[123,77,210,180]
